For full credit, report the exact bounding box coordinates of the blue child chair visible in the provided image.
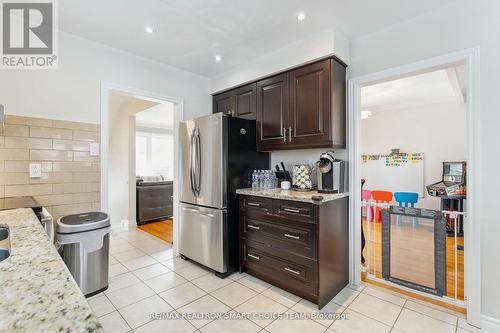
[394,192,419,226]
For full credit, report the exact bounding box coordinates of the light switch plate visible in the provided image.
[90,143,100,156]
[29,163,42,178]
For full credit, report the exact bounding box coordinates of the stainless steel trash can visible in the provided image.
[57,212,110,297]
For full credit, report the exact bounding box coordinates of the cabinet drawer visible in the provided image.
[241,214,317,258]
[274,199,317,223]
[241,196,273,213]
[241,240,317,295]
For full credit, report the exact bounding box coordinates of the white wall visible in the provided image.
[270,149,348,183]
[0,30,211,123]
[361,102,466,210]
[348,0,500,326]
[210,28,350,93]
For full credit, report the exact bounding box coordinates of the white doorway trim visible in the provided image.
[100,81,184,254]
[347,47,481,327]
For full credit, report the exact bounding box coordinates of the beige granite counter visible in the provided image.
[236,188,349,204]
[0,208,103,333]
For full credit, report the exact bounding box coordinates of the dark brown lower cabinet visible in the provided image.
[239,195,349,309]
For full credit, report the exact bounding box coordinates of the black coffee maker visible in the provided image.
[316,151,346,193]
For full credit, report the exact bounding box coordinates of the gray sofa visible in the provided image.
[136,176,173,225]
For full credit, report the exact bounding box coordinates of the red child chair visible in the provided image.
[371,190,393,222]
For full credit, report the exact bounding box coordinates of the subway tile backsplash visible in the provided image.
[0,115,100,220]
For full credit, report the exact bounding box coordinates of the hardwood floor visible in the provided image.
[137,219,173,244]
[362,217,464,301]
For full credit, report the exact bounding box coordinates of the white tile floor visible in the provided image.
[88,223,481,333]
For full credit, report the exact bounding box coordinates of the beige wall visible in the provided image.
[0,115,100,221]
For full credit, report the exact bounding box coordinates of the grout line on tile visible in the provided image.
[397,307,460,332]
[343,307,398,329]
[159,281,207,310]
[403,299,460,326]
[389,298,406,331]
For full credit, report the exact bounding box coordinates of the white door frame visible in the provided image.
[100,81,184,254]
[347,47,481,327]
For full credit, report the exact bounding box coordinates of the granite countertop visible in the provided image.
[236,188,349,204]
[0,208,103,333]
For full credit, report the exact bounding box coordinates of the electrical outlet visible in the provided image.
[89,143,100,156]
[29,163,42,178]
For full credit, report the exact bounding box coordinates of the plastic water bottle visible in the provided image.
[267,170,275,189]
[256,170,262,190]
[252,170,258,190]
[271,172,277,189]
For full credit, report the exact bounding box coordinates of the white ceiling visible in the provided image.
[136,103,174,130]
[361,66,466,113]
[59,0,454,77]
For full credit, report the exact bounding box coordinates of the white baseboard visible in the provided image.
[482,315,500,333]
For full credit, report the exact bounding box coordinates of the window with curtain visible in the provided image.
[136,131,174,180]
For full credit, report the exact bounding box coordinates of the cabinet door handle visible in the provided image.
[248,253,261,260]
[283,127,287,143]
[289,126,292,142]
[284,233,300,240]
[284,267,301,275]
[247,202,261,207]
[247,225,260,231]
[283,208,300,213]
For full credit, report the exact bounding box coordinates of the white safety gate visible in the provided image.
[361,200,466,307]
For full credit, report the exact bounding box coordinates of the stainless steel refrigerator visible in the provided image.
[179,112,269,277]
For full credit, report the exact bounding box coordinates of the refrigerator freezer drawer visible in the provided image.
[179,202,227,273]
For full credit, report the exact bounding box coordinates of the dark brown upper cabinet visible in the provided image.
[261,58,345,151]
[212,57,346,151]
[213,90,233,116]
[233,83,257,119]
[212,83,256,119]
[289,59,332,148]
[256,73,289,150]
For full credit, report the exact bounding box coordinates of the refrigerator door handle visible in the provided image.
[189,129,196,196]
[194,128,202,195]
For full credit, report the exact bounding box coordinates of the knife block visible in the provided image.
[275,170,290,186]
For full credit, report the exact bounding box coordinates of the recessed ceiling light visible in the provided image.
[215,55,222,62]
[145,26,154,34]
[297,12,306,22]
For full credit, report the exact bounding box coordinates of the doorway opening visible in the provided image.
[348,48,480,327]
[360,64,467,305]
[134,104,175,244]
[101,83,183,250]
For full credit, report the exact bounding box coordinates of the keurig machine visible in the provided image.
[316,151,346,193]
